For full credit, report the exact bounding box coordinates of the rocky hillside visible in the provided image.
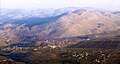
[56,9,120,37]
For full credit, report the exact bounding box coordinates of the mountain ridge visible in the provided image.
[0,7,120,46]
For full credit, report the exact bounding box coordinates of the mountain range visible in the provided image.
[0,7,120,46]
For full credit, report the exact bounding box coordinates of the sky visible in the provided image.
[0,0,120,11]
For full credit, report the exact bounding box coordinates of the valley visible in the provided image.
[0,37,119,64]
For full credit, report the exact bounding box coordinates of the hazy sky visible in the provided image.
[1,0,120,11]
